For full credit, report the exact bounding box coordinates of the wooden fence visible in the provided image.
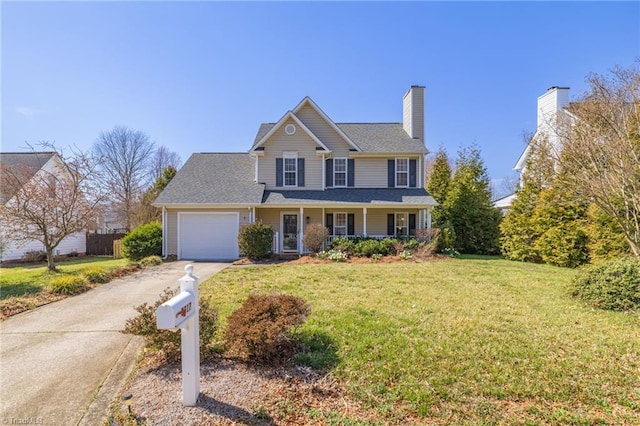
[86,233,126,256]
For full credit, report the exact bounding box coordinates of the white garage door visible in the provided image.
[179,213,239,260]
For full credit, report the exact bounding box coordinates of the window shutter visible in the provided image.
[298,158,305,187]
[409,214,416,235]
[388,159,395,187]
[409,159,417,187]
[347,159,355,187]
[276,158,283,187]
[326,158,333,188]
[326,213,334,235]
[347,213,355,235]
[387,214,394,235]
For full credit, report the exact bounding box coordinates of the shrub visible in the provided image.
[330,237,355,256]
[535,223,589,268]
[302,223,329,254]
[22,250,46,263]
[379,238,396,256]
[318,249,348,262]
[399,250,412,260]
[224,293,310,363]
[570,257,640,311]
[238,221,273,260]
[122,287,219,362]
[122,221,162,261]
[140,255,163,267]
[353,239,382,258]
[82,267,111,284]
[49,275,90,295]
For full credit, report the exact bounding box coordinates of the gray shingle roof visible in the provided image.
[154,153,265,205]
[262,188,437,206]
[0,152,56,204]
[252,123,426,154]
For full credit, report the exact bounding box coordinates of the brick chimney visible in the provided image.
[403,85,425,142]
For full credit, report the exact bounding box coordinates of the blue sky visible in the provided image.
[2,1,638,196]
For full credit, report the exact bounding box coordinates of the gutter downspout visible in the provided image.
[162,205,167,259]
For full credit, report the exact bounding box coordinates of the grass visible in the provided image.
[0,256,129,318]
[0,256,128,299]
[200,257,640,425]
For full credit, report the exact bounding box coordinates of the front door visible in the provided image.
[282,214,298,252]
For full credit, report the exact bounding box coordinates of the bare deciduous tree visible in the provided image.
[554,63,640,257]
[151,146,181,182]
[94,126,155,231]
[0,144,106,271]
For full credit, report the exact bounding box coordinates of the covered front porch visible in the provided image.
[253,206,433,255]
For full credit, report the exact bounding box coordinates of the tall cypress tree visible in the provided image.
[426,149,452,227]
[444,145,501,254]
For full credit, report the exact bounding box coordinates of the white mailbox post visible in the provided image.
[156,264,200,406]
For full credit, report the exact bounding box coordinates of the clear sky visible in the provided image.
[2,1,638,196]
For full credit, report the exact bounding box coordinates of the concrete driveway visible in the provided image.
[0,261,230,426]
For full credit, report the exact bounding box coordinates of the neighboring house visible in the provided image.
[154,86,438,260]
[0,152,86,262]
[493,86,572,211]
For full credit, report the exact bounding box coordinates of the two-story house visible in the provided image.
[493,86,572,213]
[154,86,438,260]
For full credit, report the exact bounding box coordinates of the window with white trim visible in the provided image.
[396,158,409,187]
[334,158,347,187]
[395,212,408,235]
[334,212,347,236]
[284,152,297,187]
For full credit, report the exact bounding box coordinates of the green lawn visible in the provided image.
[200,258,640,425]
[0,257,128,299]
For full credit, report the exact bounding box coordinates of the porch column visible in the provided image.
[426,208,432,232]
[252,207,256,223]
[363,208,368,237]
[299,207,304,253]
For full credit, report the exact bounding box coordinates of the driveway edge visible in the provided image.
[77,335,143,426]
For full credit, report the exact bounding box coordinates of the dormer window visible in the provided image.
[396,158,409,187]
[334,158,347,187]
[283,152,298,187]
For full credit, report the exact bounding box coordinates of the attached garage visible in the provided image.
[178,212,240,260]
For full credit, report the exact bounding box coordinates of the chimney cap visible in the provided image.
[547,86,570,91]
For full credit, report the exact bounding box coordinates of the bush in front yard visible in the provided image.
[238,221,273,260]
[139,255,163,267]
[122,287,219,362]
[224,293,310,363]
[570,257,640,311]
[302,223,329,254]
[122,221,162,261]
[81,267,111,284]
[49,275,90,295]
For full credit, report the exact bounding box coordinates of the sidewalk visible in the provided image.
[0,261,230,426]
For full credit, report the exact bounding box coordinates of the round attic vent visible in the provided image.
[285,124,296,135]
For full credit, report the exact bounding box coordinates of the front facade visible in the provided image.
[155,87,438,260]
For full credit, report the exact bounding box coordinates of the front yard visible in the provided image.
[192,257,639,424]
[0,257,129,318]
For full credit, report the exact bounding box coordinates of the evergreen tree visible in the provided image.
[500,137,554,262]
[134,165,177,226]
[584,204,630,262]
[426,149,452,227]
[444,145,501,254]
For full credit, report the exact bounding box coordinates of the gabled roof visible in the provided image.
[261,188,437,207]
[0,152,56,204]
[249,110,331,153]
[337,123,427,154]
[252,122,427,155]
[292,97,361,152]
[154,153,265,206]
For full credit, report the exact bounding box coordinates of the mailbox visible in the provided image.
[156,291,195,329]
